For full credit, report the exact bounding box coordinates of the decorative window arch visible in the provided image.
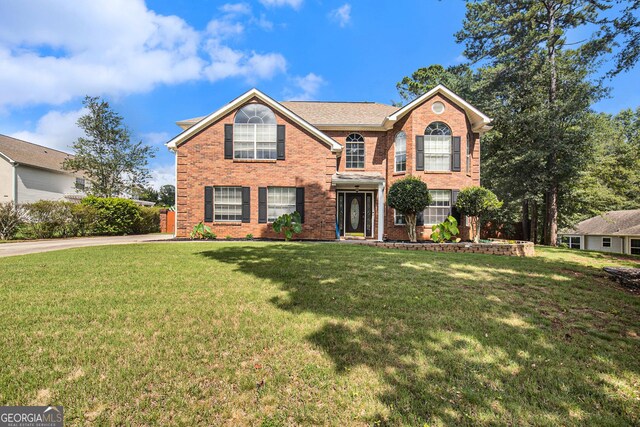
[394,131,406,172]
[233,104,277,159]
[345,133,365,169]
[424,121,451,171]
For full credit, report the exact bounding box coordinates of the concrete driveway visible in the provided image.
[0,234,173,258]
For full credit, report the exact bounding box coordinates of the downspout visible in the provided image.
[173,148,178,238]
[377,182,385,242]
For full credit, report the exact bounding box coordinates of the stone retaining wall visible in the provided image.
[353,241,535,257]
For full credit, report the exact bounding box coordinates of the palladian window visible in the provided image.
[424,122,451,171]
[345,133,365,169]
[233,104,277,159]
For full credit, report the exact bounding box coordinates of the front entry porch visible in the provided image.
[332,172,385,241]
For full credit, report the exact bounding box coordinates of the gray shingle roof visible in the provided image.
[0,134,73,173]
[177,101,399,129]
[564,210,640,236]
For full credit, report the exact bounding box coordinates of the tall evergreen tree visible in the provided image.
[455,0,630,245]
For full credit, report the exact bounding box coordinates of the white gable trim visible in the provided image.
[166,88,343,152]
[383,84,492,133]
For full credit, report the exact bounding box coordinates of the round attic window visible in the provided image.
[432,101,445,114]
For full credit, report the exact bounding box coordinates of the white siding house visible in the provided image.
[559,210,640,255]
[0,134,85,204]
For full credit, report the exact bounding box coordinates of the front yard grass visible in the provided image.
[0,243,638,425]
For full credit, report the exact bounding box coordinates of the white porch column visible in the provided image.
[377,182,385,241]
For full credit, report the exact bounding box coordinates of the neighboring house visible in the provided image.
[0,134,86,204]
[559,210,640,255]
[166,85,492,240]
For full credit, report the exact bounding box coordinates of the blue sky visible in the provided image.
[0,0,638,188]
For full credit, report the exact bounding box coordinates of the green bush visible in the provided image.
[0,202,25,240]
[272,211,302,241]
[455,187,503,243]
[68,203,99,236]
[81,196,142,235]
[431,216,461,243]
[387,176,431,242]
[134,206,160,234]
[190,222,216,240]
[23,200,74,239]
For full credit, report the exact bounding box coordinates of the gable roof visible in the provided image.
[280,101,398,128]
[384,84,492,133]
[563,210,640,236]
[166,88,343,152]
[0,134,74,173]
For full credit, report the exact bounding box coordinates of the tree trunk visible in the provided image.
[473,217,480,243]
[530,201,538,244]
[544,2,559,246]
[522,199,530,241]
[544,183,559,246]
[405,212,417,242]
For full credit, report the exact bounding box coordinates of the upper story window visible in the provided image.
[424,122,451,171]
[233,104,277,159]
[345,133,365,169]
[75,177,86,192]
[394,131,406,173]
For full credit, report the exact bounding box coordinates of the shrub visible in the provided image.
[0,202,26,240]
[23,200,73,239]
[431,216,461,243]
[81,196,142,235]
[190,222,216,240]
[272,211,302,241]
[245,234,254,240]
[68,203,99,236]
[134,206,160,234]
[387,176,431,242]
[455,187,503,243]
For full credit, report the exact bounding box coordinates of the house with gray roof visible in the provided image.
[559,210,640,255]
[0,134,87,205]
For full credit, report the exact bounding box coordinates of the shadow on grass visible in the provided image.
[199,244,639,425]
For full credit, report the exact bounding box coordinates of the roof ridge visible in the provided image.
[0,133,74,156]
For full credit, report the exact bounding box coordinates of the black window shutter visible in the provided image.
[204,186,213,222]
[258,187,267,223]
[416,211,424,226]
[296,187,305,223]
[451,190,461,223]
[277,125,286,160]
[224,124,233,159]
[452,136,461,171]
[415,135,424,171]
[241,187,250,223]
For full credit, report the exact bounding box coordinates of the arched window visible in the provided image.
[424,121,451,171]
[234,104,277,159]
[394,131,406,172]
[345,133,365,169]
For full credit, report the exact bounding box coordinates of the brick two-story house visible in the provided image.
[166,85,491,240]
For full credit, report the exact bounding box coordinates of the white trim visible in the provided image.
[173,151,178,237]
[166,88,343,153]
[12,163,17,204]
[377,183,385,241]
[384,85,492,133]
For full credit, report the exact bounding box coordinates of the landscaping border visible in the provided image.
[352,241,535,257]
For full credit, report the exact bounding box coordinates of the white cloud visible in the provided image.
[219,3,252,15]
[0,0,287,108]
[285,73,326,101]
[10,108,86,152]
[259,0,303,9]
[329,4,351,28]
[204,42,286,82]
[148,163,175,190]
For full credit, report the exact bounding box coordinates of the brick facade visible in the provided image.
[173,90,484,241]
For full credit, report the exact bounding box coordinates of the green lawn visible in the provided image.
[0,243,638,426]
